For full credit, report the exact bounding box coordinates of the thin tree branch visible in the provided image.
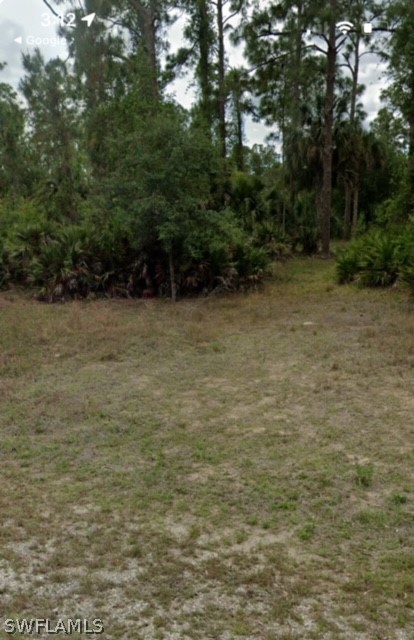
[41,0,60,18]
[246,53,288,74]
[258,30,286,38]
[223,9,241,26]
[314,44,328,55]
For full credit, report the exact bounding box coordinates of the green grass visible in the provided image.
[0,256,414,638]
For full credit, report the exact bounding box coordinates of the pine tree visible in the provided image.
[0,66,27,200]
[19,51,82,220]
[383,0,414,215]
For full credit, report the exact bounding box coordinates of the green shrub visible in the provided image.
[0,240,8,289]
[357,231,399,287]
[5,220,56,282]
[233,243,269,278]
[293,190,319,255]
[400,259,414,291]
[1,201,270,299]
[253,219,292,260]
[336,222,414,292]
[374,197,403,228]
[336,238,364,284]
[336,231,400,287]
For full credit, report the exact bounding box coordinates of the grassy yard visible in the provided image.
[0,257,414,639]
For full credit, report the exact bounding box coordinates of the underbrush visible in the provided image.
[0,201,273,301]
[336,226,414,291]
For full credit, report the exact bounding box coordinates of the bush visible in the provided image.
[336,231,399,287]
[398,227,414,291]
[336,238,364,284]
[400,262,414,290]
[233,243,269,278]
[374,198,403,228]
[357,232,399,287]
[176,211,271,295]
[0,240,8,289]
[337,227,414,290]
[252,219,292,260]
[0,201,271,300]
[293,190,319,255]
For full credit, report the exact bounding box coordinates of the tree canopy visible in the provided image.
[0,0,412,298]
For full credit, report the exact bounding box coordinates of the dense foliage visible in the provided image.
[336,225,414,289]
[0,0,413,298]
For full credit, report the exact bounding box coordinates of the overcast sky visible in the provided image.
[0,0,389,146]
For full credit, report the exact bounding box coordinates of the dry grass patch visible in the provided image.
[1,257,414,638]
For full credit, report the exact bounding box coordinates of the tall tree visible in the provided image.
[0,66,27,200]
[227,67,252,170]
[238,0,388,253]
[237,0,323,233]
[318,0,338,255]
[383,0,414,215]
[214,0,245,157]
[19,51,81,220]
[171,0,245,155]
[338,0,388,237]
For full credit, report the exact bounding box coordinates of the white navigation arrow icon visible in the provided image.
[14,36,23,44]
[81,12,96,27]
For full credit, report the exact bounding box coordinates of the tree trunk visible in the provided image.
[320,0,337,257]
[217,0,227,158]
[235,94,244,170]
[282,200,286,236]
[285,2,303,211]
[128,0,159,100]
[350,32,360,125]
[292,1,303,122]
[147,2,160,101]
[351,182,359,237]
[406,86,414,213]
[343,179,352,240]
[169,247,177,302]
[344,31,360,240]
[198,0,213,133]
